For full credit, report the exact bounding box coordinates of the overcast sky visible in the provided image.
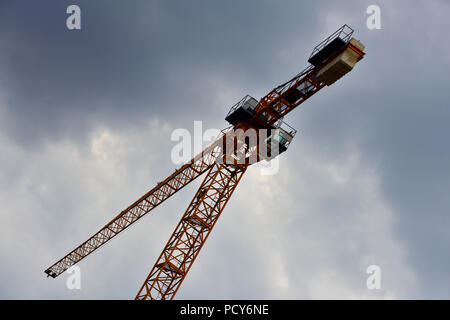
[1,0,449,299]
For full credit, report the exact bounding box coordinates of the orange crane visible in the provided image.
[45,25,365,300]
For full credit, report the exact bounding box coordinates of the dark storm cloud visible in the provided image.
[0,0,319,146]
[1,0,450,299]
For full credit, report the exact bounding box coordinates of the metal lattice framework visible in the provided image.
[136,161,248,300]
[45,24,365,299]
[45,128,232,278]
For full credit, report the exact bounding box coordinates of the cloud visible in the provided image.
[0,0,449,299]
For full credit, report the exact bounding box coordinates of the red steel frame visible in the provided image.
[45,27,365,299]
[44,128,232,278]
[135,161,248,300]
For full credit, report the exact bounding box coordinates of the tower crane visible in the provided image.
[45,25,365,300]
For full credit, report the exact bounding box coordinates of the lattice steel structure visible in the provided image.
[45,25,365,299]
[136,161,248,300]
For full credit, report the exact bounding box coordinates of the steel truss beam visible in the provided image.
[44,128,233,278]
[44,25,365,300]
[135,161,248,300]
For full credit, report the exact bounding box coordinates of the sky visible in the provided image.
[0,0,449,299]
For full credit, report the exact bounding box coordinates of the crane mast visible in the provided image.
[45,24,365,299]
[136,160,248,300]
